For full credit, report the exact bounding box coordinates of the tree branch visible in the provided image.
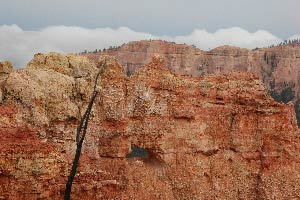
[64,64,104,200]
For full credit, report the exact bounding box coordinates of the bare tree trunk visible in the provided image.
[64,68,103,200]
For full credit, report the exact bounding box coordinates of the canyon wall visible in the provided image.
[85,40,300,104]
[0,54,300,199]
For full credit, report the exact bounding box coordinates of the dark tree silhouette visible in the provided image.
[64,64,104,200]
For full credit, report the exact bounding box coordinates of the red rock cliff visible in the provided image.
[0,54,300,199]
[85,40,300,104]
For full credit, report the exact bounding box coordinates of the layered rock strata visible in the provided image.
[85,40,300,104]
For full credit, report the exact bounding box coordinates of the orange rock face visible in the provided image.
[85,40,300,104]
[1,53,300,199]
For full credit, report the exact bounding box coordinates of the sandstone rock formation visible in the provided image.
[84,40,300,105]
[1,53,300,199]
[0,61,13,103]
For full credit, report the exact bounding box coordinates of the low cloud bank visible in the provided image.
[0,25,295,67]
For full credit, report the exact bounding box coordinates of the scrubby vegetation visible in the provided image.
[269,82,300,126]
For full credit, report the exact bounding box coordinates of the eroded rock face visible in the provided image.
[1,53,300,199]
[85,40,300,104]
[0,61,13,75]
[0,61,13,103]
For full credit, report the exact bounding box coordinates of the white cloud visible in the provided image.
[0,25,158,68]
[174,27,282,50]
[0,25,287,68]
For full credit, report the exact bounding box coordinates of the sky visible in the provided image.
[0,0,299,67]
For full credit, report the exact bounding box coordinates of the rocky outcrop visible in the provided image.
[0,61,13,76]
[1,53,300,199]
[84,40,300,105]
[0,61,13,103]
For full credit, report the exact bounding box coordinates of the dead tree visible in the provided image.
[64,65,104,200]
